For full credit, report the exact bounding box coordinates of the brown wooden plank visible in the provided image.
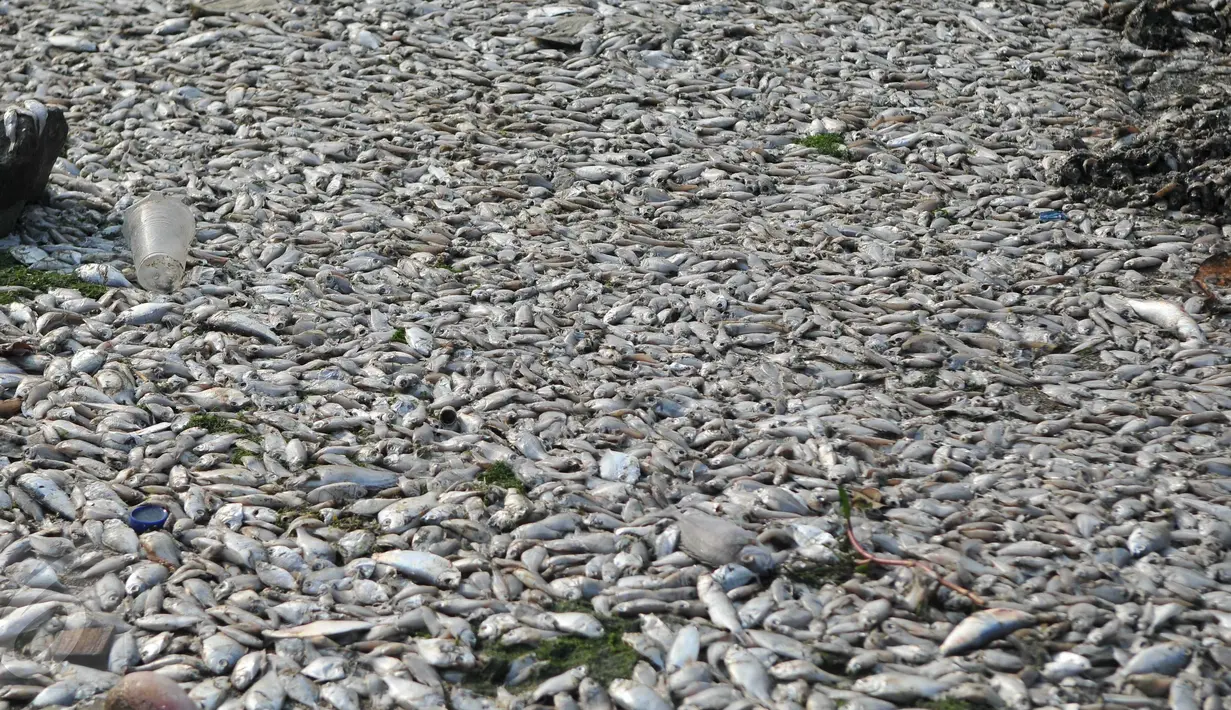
[49,627,113,664]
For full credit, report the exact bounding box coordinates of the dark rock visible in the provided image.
[1123,0,1189,50]
[103,672,198,710]
[1047,103,1231,219]
[1109,0,1228,50]
[0,103,68,238]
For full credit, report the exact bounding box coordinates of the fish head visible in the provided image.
[438,569,462,590]
[737,545,776,576]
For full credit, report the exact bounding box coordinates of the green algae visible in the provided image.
[0,253,107,304]
[796,133,848,157]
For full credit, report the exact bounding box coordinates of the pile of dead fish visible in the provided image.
[0,0,1230,708]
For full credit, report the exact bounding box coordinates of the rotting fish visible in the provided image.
[852,672,953,702]
[0,602,60,647]
[939,608,1036,656]
[1120,642,1192,677]
[373,550,461,589]
[671,509,776,574]
[1123,298,1204,342]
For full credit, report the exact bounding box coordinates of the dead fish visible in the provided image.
[852,673,952,702]
[672,510,774,574]
[1121,643,1192,677]
[264,620,372,640]
[1123,298,1204,342]
[697,573,745,641]
[1042,651,1090,681]
[373,550,461,589]
[724,645,773,704]
[1127,523,1170,557]
[939,608,1036,656]
[17,473,76,519]
[608,680,671,710]
[206,311,281,344]
[0,602,60,646]
[665,625,700,672]
[75,263,132,288]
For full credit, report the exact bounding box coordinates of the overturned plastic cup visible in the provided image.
[129,503,169,534]
[122,194,194,292]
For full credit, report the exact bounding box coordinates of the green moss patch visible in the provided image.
[796,133,847,158]
[432,256,463,273]
[328,512,379,532]
[926,699,986,710]
[783,556,856,588]
[463,604,637,696]
[551,599,601,615]
[0,253,107,304]
[783,537,858,589]
[276,506,319,529]
[391,327,407,344]
[476,461,525,493]
[275,506,378,533]
[187,413,246,435]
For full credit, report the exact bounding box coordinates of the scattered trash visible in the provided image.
[49,627,113,668]
[1193,251,1231,302]
[128,504,169,534]
[122,194,194,292]
[1039,210,1067,222]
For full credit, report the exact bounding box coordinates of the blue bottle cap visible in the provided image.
[129,504,169,534]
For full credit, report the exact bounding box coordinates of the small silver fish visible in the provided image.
[853,673,952,703]
[0,602,60,646]
[1122,642,1191,677]
[373,550,460,589]
[75,263,132,288]
[1124,298,1204,342]
[206,311,281,344]
[17,473,76,519]
[940,608,1036,656]
[608,680,671,710]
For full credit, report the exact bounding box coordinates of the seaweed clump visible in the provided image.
[782,547,858,588]
[0,253,107,304]
[463,604,637,696]
[796,133,848,158]
[187,413,246,435]
[476,461,526,493]
[925,700,976,710]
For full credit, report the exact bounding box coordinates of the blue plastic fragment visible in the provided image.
[1039,210,1067,222]
[129,504,169,534]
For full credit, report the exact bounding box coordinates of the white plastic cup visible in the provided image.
[122,194,194,292]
